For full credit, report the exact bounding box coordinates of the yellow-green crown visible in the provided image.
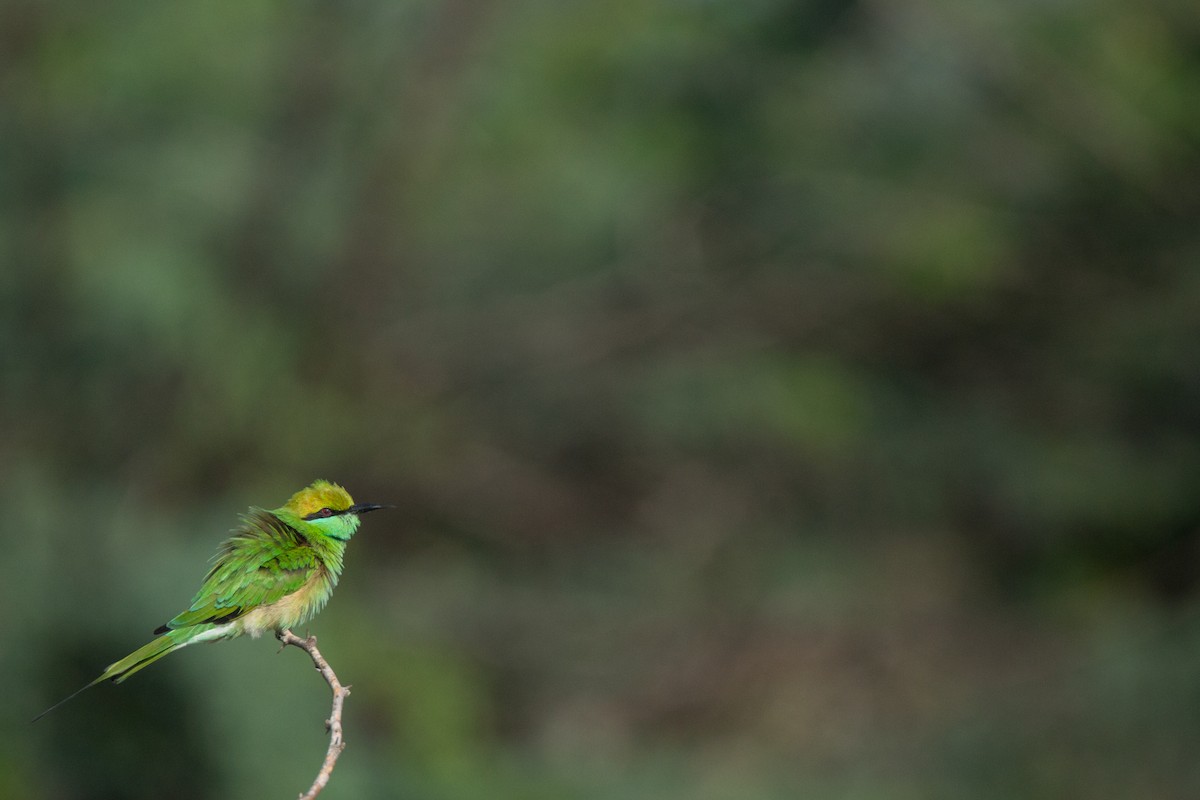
[282,480,354,518]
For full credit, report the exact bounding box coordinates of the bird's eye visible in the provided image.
[305,507,337,520]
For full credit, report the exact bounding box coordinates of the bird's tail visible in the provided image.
[101,626,205,684]
[32,626,208,722]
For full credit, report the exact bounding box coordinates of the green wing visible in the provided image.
[155,510,320,633]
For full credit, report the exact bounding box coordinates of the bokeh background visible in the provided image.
[4,1,1200,798]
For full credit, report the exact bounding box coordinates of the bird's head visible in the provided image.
[281,479,391,540]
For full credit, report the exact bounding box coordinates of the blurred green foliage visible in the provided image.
[4,0,1200,798]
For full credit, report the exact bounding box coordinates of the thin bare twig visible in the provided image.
[276,629,351,800]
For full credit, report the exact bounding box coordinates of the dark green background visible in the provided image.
[5,2,1200,798]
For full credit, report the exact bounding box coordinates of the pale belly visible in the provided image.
[233,572,334,638]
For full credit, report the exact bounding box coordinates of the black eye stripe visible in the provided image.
[303,507,344,521]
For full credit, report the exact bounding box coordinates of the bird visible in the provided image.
[34,479,390,721]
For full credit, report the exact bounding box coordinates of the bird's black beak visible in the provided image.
[348,503,392,515]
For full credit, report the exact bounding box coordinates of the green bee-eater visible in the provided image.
[35,479,389,721]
